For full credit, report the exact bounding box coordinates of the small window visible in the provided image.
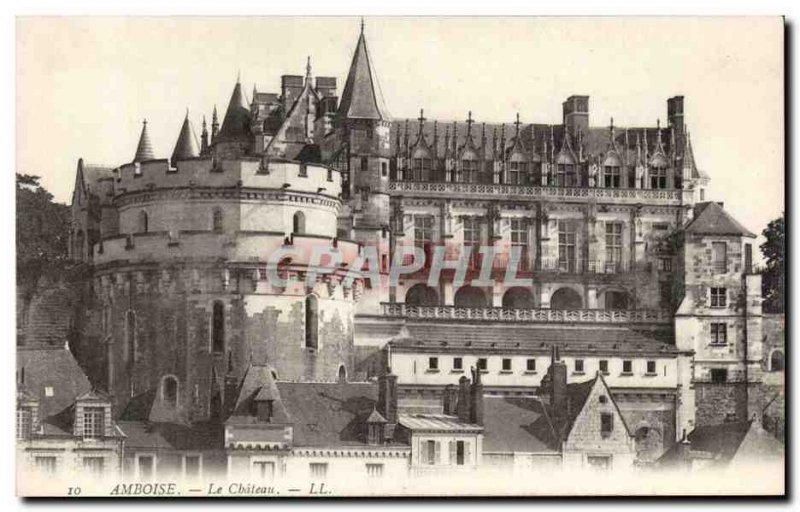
[45,386,54,397]
[428,357,439,371]
[310,462,328,479]
[381,162,388,177]
[211,301,225,353]
[526,359,536,372]
[453,357,463,371]
[502,358,512,371]
[139,211,149,233]
[162,376,178,407]
[366,463,384,478]
[425,439,438,465]
[653,222,669,231]
[455,440,466,465]
[770,350,785,372]
[477,358,487,371]
[598,395,608,404]
[293,211,306,235]
[622,360,632,374]
[82,406,105,438]
[601,413,614,435]
[712,242,728,273]
[658,258,672,272]
[710,287,727,308]
[646,361,656,375]
[212,208,223,233]
[710,368,728,384]
[574,359,584,373]
[599,360,609,374]
[711,323,728,345]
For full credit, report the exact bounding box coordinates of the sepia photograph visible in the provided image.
[13,15,785,498]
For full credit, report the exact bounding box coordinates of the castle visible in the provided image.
[18,22,783,481]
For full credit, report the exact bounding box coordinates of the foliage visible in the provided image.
[760,213,785,313]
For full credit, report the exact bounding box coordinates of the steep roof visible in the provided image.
[215,80,253,144]
[17,345,92,419]
[276,381,382,447]
[171,113,200,162]
[337,30,390,121]
[685,201,756,238]
[22,281,75,347]
[227,364,290,424]
[389,323,677,357]
[133,120,155,162]
[117,421,223,451]
[482,396,559,453]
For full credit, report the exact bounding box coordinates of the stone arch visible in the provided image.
[139,210,149,233]
[161,375,179,407]
[769,349,784,372]
[550,287,583,310]
[454,286,488,308]
[293,211,305,235]
[305,294,319,349]
[405,283,439,306]
[502,287,535,309]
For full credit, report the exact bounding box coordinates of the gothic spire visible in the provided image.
[337,23,390,120]
[201,115,209,155]
[133,119,155,163]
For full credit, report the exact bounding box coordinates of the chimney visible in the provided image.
[667,96,685,142]
[315,76,337,98]
[378,369,398,424]
[550,346,568,422]
[443,384,459,415]
[470,367,484,426]
[456,375,471,423]
[562,95,589,136]
[281,75,304,112]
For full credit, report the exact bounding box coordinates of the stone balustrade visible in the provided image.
[381,303,672,324]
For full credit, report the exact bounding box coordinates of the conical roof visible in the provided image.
[171,112,200,162]
[685,202,756,238]
[215,80,252,143]
[337,29,390,121]
[133,120,155,162]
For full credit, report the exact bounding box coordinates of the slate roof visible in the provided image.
[481,396,560,453]
[215,80,253,143]
[658,420,784,467]
[389,323,678,357]
[227,364,291,425]
[17,346,92,419]
[171,113,200,162]
[133,120,155,162]
[276,381,384,447]
[685,201,756,238]
[22,282,75,347]
[117,421,223,451]
[337,30,390,121]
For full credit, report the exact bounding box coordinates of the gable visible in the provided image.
[564,376,633,454]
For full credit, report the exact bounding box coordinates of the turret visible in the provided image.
[213,78,252,158]
[171,110,200,164]
[133,119,155,163]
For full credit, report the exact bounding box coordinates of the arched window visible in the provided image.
[125,310,137,364]
[162,376,178,407]
[650,156,668,189]
[305,295,319,349]
[502,287,535,309]
[454,286,488,308]
[293,211,305,235]
[405,284,439,306]
[603,155,622,188]
[506,153,529,185]
[338,365,347,383]
[770,350,784,372]
[458,151,480,184]
[212,208,223,233]
[550,287,583,310]
[411,148,432,182]
[139,211,149,233]
[211,301,225,353]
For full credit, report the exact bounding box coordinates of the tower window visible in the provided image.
[293,211,306,235]
[599,360,609,374]
[139,211,149,233]
[603,165,621,188]
[526,359,536,372]
[305,295,319,350]
[711,242,728,273]
[211,301,225,353]
[710,287,727,308]
[502,358,512,371]
[162,376,178,407]
[574,359,584,373]
[710,368,728,383]
[710,323,727,345]
[212,208,223,233]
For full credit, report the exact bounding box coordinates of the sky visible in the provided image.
[15,16,784,244]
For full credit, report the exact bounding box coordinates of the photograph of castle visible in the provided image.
[15,17,785,497]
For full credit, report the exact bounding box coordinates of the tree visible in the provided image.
[16,173,71,299]
[760,213,784,313]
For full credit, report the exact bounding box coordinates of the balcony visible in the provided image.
[382,303,672,324]
[389,181,683,205]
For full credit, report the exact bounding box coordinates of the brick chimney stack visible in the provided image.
[550,346,568,422]
[443,384,459,416]
[456,375,471,423]
[470,366,484,426]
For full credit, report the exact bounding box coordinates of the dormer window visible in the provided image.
[555,162,576,187]
[507,155,529,185]
[16,406,34,439]
[459,152,480,184]
[650,164,667,189]
[253,399,273,422]
[82,406,106,438]
[603,162,621,188]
